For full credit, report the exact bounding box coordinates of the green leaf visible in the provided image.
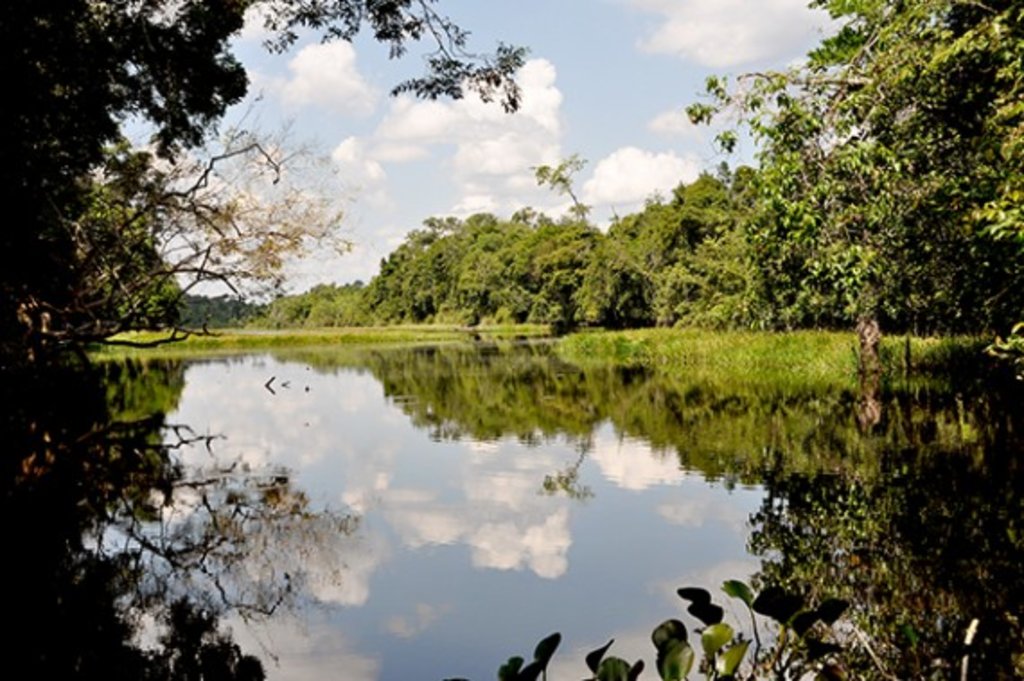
[701,622,735,658]
[498,656,524,681]
[597,657,633,681]
[656,641,695,681]
[586,639,615,674]
[533,632,561,666]
[652,619,688,651]
[628,660,645,681]
[715,640,750,677]
[722,580,755,608]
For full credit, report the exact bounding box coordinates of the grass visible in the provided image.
[90,324,551,358]
[556,328,989,387]
[92,324,990,387]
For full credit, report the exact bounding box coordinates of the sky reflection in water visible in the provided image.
[168,350,762,681]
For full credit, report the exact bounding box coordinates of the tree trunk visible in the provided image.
[856,315,882,430]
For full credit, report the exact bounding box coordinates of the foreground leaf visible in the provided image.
[586,639,615,674]
[722,580,755,608]
[533,632,561,666]
[701,622,735,658]
[715,640,750,677]
[656,640,695,681]
[652,619,688,651]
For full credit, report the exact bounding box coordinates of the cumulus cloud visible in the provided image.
[630,0,834,68]
[372,58,565,216]
[589,432,687,490]
[582,146,700,207]
[330,136,390,207]
[657,497,749,533]
[238,4,273,43]
[229,616,380,681]
[272,41,378,115]
[468,509,572,579]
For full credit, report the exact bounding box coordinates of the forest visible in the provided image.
[4,1,1024,679]
[255,160,1024,336]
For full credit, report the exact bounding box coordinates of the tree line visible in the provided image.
[257,155,1024,336]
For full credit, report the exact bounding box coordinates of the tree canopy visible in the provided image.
[0,0,525,362]
[690,0,1024,335]
[257,169,759,331]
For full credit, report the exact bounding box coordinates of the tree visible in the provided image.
[61,131,347,347]
[534,154,591,220]
[1,0,525,362]
[690,0,1024,361]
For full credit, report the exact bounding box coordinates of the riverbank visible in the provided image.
[556,328,990,384]
[94,325,992,383]
[90,324,551,357]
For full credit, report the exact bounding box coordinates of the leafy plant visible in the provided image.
[480,581,848,681]
[496,632,562,681]
[988,322,1024,378]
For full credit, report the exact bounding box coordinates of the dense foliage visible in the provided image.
[179,294,266,329]
[258,169,761,331]
[0,0,524,363]
[690,0,1024,335]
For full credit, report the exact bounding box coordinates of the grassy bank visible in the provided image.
[91,324,551,358]
[556,328,989,386]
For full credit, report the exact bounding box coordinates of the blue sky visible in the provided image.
[228,0,835,289]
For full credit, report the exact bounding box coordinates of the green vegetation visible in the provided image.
[179,294,266,329]
[558,329,989,383]
[689,0,1024,343]
[496,583,851,681]
[91,325,550,358]
[254,170,761,332]
[2,1,524,363]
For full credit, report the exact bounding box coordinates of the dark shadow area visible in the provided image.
[4,358,355,677]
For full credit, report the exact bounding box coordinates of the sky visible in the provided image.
[226,0,836,291]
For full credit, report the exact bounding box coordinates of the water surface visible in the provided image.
[94,342,1024,678]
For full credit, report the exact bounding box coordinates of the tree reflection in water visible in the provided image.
[9,342,1023,678]
[4,358,356,678]
[284,341,1024,677]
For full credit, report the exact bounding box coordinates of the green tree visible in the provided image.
[1,0,524,363]
[690,0,1024,353]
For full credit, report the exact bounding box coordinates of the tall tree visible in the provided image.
[690,0,1024,360]
[0,0,524,362]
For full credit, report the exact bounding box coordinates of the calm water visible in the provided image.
[13,341,1022,679]
[165,345,764,680]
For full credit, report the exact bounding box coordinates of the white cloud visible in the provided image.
[332,137,385,182]
[274,41,378,115]
[229,616,380,681]
[658,497,749,533]
[369,143,429,163]
[238,4,273,43]
[589,432,687,490]
[468,509,572,579]
[372,58,565,216]
[582,147,700,207]
[648,109,702,139]
[331,137,390,207]
[630,0,834,68]
[385,602,452,639]
[451,193,500,217]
